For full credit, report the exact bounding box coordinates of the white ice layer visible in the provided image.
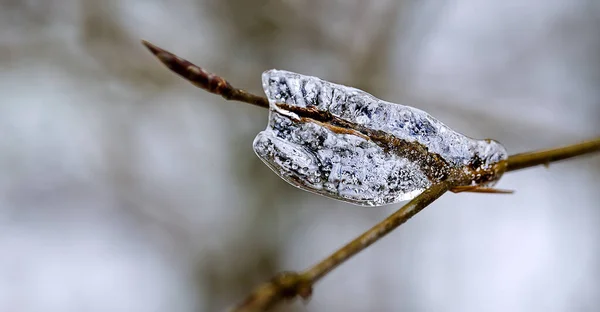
[253,70,508,206]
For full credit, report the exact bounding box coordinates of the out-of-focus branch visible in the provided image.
[231,181,453,312]
[141,41,600,312]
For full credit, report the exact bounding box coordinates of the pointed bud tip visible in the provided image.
[141,39,161,55]
[141,40,177,67]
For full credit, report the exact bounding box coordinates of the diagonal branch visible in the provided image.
[141,40,269,108]
[301,181,453,282]
[230,137,600,312]
[231,181,453,312]
[141,41,600,175]
[141,41,600,312]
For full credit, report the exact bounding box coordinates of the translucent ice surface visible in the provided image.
[253,70,508,206]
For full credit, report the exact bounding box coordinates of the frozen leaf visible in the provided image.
[253,70,508,206]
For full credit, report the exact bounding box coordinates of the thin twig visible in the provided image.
[141,42,599,169]
[506,138,600,172]
[141,40,269,109]
[301,181,453,283]
[141,41,600,312]
[231,137,600,312]
[231,181,453,312]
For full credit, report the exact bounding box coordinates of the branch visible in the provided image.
[141,41,600,312]
[139,41,600,166]
[229,138,600,312]
[231,181,453,312]
[230,139,600,311]
[141,40,269,109]
[506,138,600,172]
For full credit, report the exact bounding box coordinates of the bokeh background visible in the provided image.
[1,1,599,311]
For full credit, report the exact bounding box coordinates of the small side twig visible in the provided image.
[141,41,600,312]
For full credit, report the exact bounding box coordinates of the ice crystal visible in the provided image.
[253,70,508,206]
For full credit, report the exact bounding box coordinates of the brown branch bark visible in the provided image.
[230,138,600,312]
[141,40,269,109]
[506,138,600,172]
[141,41,600,312]
[231,181,453,312]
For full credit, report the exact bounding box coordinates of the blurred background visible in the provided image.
[1,0,599,311]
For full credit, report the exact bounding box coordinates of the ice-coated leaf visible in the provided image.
[253,70,508,206]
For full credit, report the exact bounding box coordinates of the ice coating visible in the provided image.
[253,113,431,206]
[253,70,508,206]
